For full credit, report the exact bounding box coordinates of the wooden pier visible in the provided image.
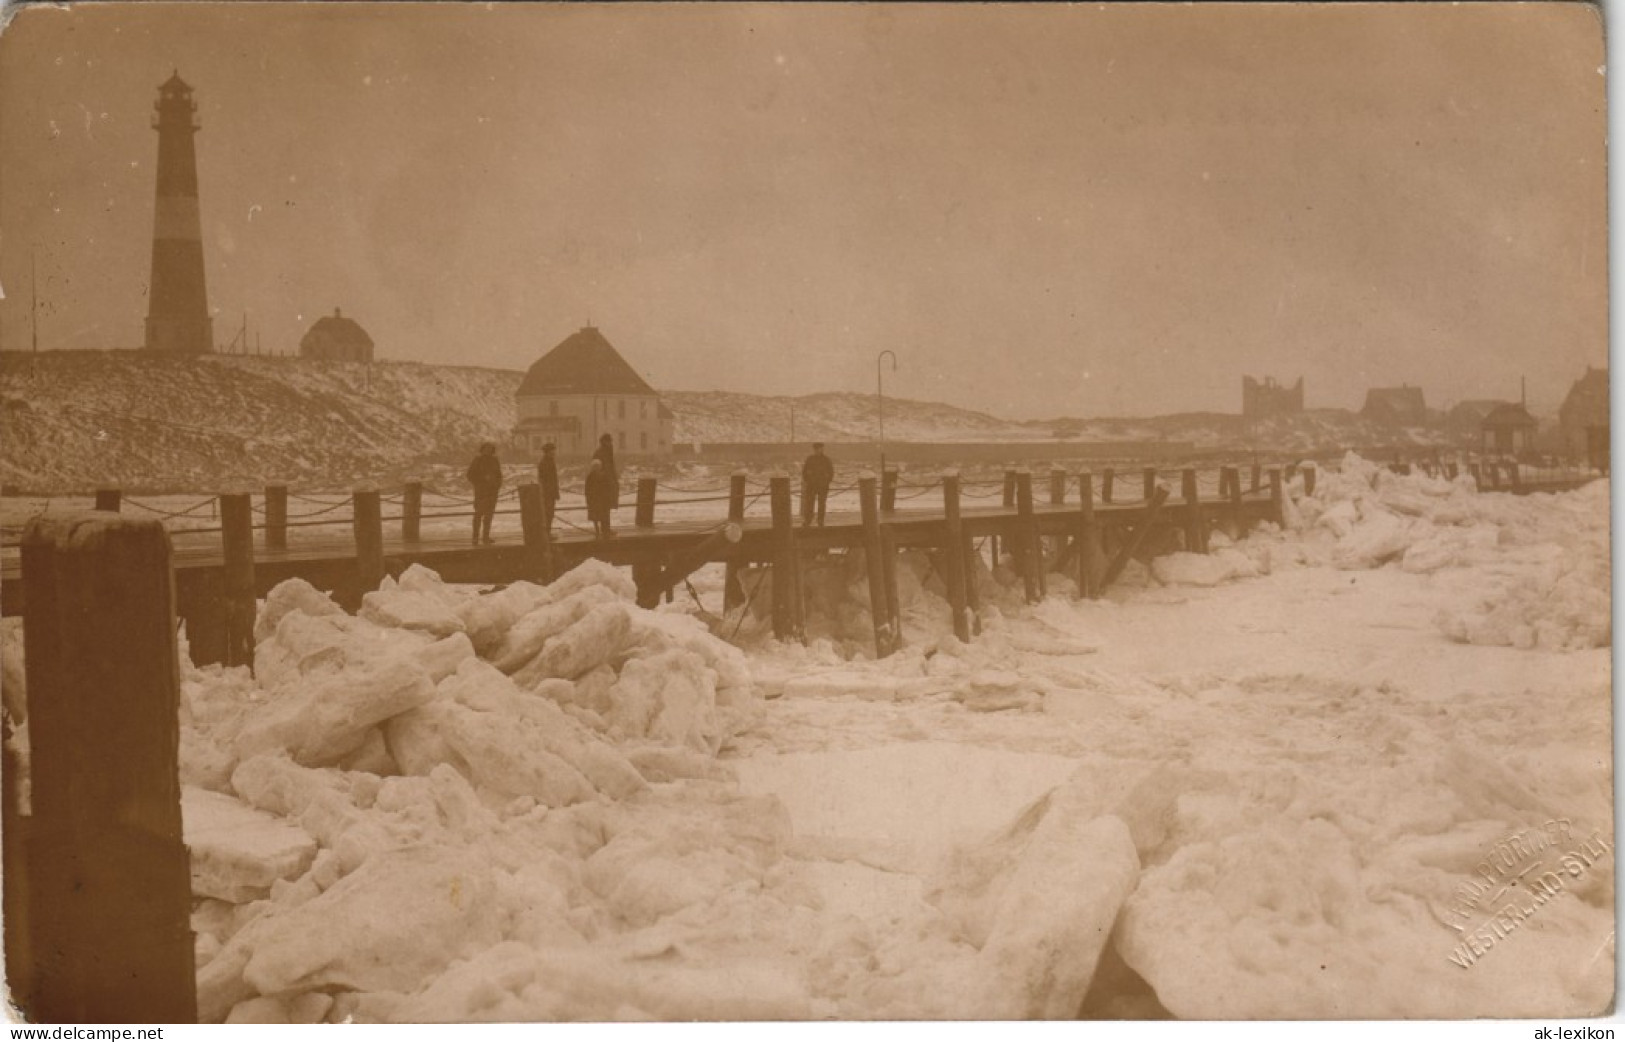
[0,456,1599,663]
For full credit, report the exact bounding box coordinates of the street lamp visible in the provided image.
[876,349,898,474]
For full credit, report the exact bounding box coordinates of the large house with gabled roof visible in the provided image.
[512,325,675,458]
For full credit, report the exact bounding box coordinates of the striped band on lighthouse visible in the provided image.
[144,71,213,354]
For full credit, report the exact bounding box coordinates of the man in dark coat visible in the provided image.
[592,433,620,510]
[585,458,615,539]
[801,442,834,527]
[466,441,503,544]
[536,442,560,532]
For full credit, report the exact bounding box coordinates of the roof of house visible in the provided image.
[1362,386,1427,418]
[1560,367,1609,427]
[301,307,374,348]
[518,326,660,398]
[1481,402,1537,429]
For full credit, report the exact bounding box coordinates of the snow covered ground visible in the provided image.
[3,454,1610,1022]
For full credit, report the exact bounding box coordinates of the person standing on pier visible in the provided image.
[585,458,615,539]
[593,432,620,509]
[802,441,834,527]
[466,441,503,545]
[537,442,560,533]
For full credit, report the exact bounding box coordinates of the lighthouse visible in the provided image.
[144,71,212,354]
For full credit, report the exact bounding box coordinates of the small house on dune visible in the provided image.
[300,308,374,363]
[513,325,674,458]
[1479,402,1537,456]
[1559,367,1609,472]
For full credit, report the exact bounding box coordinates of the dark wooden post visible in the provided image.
[635,476,657,528]
[724,471,748,612]
[1181,468,1205,553]
[402,481,423,543]
[1002,469,1018,508]
[352,488,384,600]
[769,475,803,642]
[219,492,256,669]
[859,475,893,656]
[1102,467,1116,504]
[1049,469,1067,506]
[880,525,902,649]
[941,473,971,642]
[1143,467,1158,503]
[20,514,197,1023]
[881,468,899,514]
[1015,471,1042,603]
[1077,471,1099,599]
[1268,467,1284,526]
[1223,465,1242,539]
[264,484,288,551]
[1303,464,1317,497]
[518,483,554,583]
[94,488,121,513]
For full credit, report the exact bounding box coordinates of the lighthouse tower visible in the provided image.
[144,72,212,354]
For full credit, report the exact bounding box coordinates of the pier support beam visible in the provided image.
[219,492,255,669]
[1181,468,1205,553]
[264,484,288,551]
[769,475,804,643]
[941,473,972,642]
[352,487,384,606]
[402,481,423,543]
[724,471,748,612]
[1015,471,1043,603]
[1076,471,1100,599]
[518,483,554,584]
[859,475,895,657]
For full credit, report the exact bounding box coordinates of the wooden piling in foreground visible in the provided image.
[402,481,423,543]
[858,475,894,656]
[352,488,384,600]
[94,488,121,513]
[219,492,256,669]
[264,484,288,551]
[724,471,748,612]
[769,475,803,643]
[19,513,197,1023]
[941,473,971,642]
[517,483,554,584]
[635,477,657,528]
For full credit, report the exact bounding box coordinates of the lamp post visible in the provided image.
[876,350,897,475]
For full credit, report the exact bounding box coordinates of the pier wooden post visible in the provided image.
[859,475,894,656]
[1102,467,1116,504]
[94,488,121,513]
[1222,465,1242,539]
[1469,461,1483,490]
[517,483,554,583]
[352,488,384,601]
[264,484,288,551]
[1268,468,1284,526]
[881,468,899,514]
[724,471,748,612]
[635,477,657,528]
[1077,471,1100,599]
[769,475,803,643]
[219,492,256,669]
[19,514,197,1023]
[1015,471,1042,602]
[1143,467,1157,503]
[941,473,972,642]
[1049,469,1067,506]
[1181,468,1205,553]
[402,481,423,543]
[1101,487,1169,590]
[1303,464,1317,497]
[1002,470,1018,508]
[880,526,902,648]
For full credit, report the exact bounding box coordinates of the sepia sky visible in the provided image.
[0,2,1607,419]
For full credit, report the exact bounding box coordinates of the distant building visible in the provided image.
[1479,402,1537,456]
[1241,376,1303,418]
[300,308,374,363]
[1362,385,1428,426]
[1558,366,1609,471]
[1445,399,1504,433]
[513,325,674,458]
